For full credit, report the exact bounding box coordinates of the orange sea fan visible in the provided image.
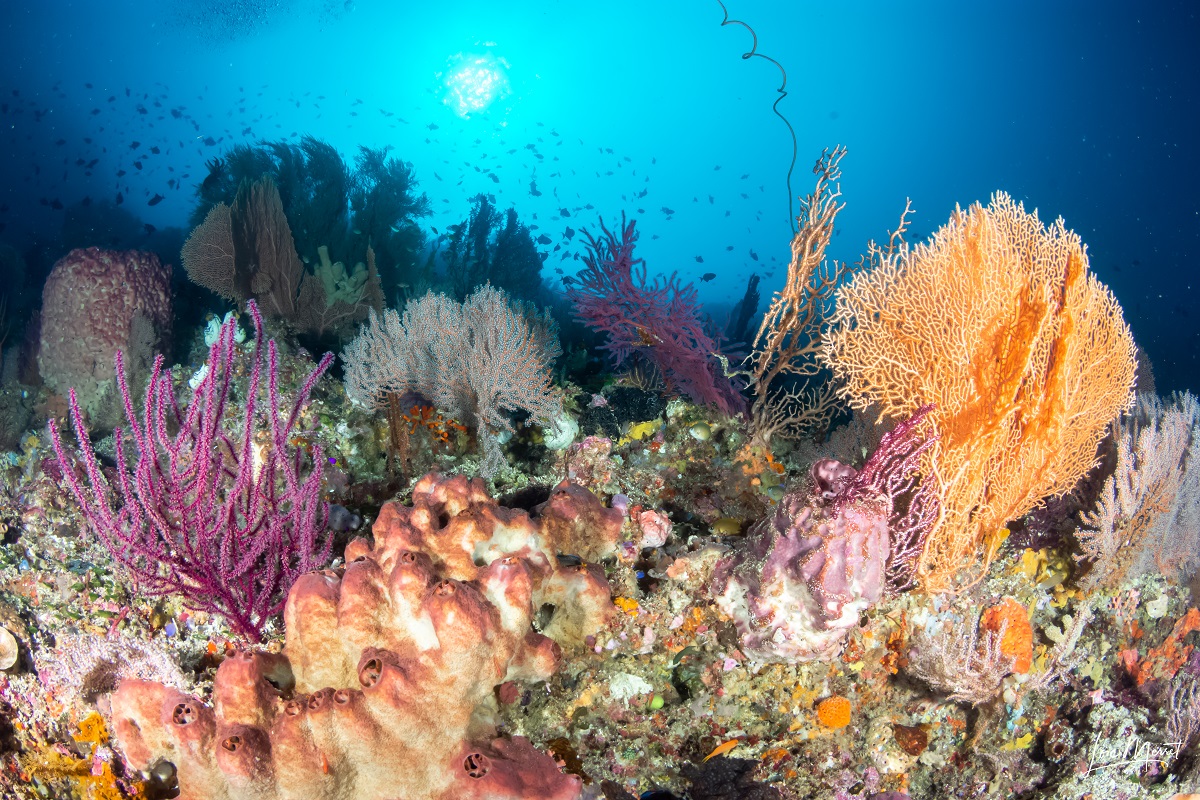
[822,192,1137,592]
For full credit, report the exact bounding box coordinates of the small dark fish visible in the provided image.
[636,188,647,199]
[725,245,734,251]
[487,173,499,183]
[328,504,363,532]
[694,256,704,263]
[147,193,164,206]
[86,158,98,169]
[536,234,553,245]
[559,207,570,217]
[740,173,750,179]
[426,123,439,131]
[50,198,63,210]
[713,165,721,170]
[749,249,759,262]
[701,272,716,282]
[149,146,160,154]
[90,108,100,115]
[660,206,675,215]
[116,169,126,177]
[144,223,157,234]
[564,226,575,240]
[133,161,143,170]
[129,141,140,149]
[203,136,216,146]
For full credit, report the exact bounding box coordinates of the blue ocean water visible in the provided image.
[0,0,1196,391]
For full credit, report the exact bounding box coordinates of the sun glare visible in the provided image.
[441,51,511,119]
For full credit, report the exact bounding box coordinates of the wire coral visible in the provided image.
[822,191,1138,592]
[47,302,334,641]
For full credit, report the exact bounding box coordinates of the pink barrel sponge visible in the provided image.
[38,247,172,418]
[712,407,938,663]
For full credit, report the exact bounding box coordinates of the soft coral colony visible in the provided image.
[6,144,1200,800]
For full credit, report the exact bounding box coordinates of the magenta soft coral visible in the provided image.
[48,301,334,642]
[566,214,744,413]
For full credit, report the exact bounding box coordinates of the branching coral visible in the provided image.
[906,610,1015,707]
[1075,391,1200,590]
[745,146,850,446]
[822,192,1138,592]
[566,214,744,414]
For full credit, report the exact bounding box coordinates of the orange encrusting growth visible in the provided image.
[815,696,852,729]
[980,597,1033,674]
[822,192,1137,592]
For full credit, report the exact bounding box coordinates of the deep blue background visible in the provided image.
[1,1,1196,393]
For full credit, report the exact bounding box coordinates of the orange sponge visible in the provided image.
[980,597,1033,674]
[816,696,852,729]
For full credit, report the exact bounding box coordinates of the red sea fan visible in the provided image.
[566,214,744,414]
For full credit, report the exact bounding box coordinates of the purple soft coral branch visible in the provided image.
[838,404,940,592]
[47,301,334,641]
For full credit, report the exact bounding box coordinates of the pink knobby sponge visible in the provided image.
[106,473,604,799]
